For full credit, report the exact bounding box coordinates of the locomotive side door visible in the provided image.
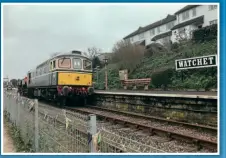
[49,60,57,86]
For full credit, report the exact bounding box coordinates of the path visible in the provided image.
[3,123,15,153]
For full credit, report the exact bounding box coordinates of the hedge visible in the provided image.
[192,24,217,42]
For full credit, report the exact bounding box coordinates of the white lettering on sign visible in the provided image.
[178,61,184,68]
[209,56,214,64]
[203,57,208,65]
[197,58,202,66]
[175,55,217,70]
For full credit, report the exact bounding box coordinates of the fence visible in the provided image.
[3,90,165,153]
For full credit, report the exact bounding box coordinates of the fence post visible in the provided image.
[88,114,97,153]
[17,93,20,127]
[34,99,39,152]
[8,94,11,121]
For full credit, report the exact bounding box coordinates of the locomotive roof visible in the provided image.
[27,52,91,73]
[51,53,90,60]
[35,53,91,69]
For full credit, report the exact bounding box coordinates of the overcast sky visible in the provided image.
[3,3,186,79]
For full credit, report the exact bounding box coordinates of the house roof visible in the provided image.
[174,5,200,14]
[171,15,204,30]
[151,31,172,41]
[123,14,176,39]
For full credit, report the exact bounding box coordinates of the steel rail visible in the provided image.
[86,106,217,133]
[65,107,217,151]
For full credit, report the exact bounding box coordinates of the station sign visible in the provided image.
[175,54,217,71]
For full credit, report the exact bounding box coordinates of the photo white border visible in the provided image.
[1,2,220,155]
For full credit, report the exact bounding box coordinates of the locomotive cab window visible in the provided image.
[50,60,56,71]
[83,60,92,70]
[73,58,82,69]
[58,58,71,69]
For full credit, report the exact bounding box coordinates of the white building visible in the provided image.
[123,5,218,46]
[123,14,176,47]
[171,5,218,43]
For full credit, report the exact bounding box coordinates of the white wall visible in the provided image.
[171,5,218,43]
[129,20,176,46]
[177,5,218,27]
[171,25,197,43]
[127,5,218,45]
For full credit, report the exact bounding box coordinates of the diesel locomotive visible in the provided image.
[17,50,94,107]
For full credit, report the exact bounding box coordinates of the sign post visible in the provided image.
[175,54,217,71]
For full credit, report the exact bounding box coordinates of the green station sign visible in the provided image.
[175,54,217,71]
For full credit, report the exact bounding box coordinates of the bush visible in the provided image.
[111,40,145,73]
[192,24,217,42]
[151,68,174,89]
[171,42,179,50]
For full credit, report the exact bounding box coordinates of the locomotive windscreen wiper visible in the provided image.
[61,57,66,64]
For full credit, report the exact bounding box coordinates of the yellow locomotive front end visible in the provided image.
[58,72,92,87]
[51,51,94,97]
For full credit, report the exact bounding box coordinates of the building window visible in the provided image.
[192,8,196,17]
[182,11,189,21]
[157,27,161,33]
[209,5,217,10]
[166,22,174,30]
[139,33,144,39]
[209,19,218,25]
[150,29,155,36]
[130,37,133,42]
[198,25,203,29]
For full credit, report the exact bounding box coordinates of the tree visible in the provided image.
[92,56,102,69]
[83,46,102,69]
[174,27,194,43]
[111,40,145,73]
[84,46,102,60]
[10,79,17,87]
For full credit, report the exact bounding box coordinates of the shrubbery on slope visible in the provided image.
[94,24,218,91]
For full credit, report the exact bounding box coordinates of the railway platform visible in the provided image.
[94,90,217,99]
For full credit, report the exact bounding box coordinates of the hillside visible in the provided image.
[93,38,217,91]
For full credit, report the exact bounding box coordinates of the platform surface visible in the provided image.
[94,89,218,99]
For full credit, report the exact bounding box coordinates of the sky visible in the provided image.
[3,3,186,79]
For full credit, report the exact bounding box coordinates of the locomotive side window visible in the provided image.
[73,58,82,69]
[58,58,71,68]
[53,60,56,69]
[83,59,92,70]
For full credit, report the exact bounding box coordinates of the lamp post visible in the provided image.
[103,57,108,90]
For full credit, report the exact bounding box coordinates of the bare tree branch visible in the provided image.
[85,47,102,59]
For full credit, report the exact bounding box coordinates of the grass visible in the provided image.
[3,112,32,153]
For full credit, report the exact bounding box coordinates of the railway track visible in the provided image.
[86,106,217,132]
[64,106,217,151]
